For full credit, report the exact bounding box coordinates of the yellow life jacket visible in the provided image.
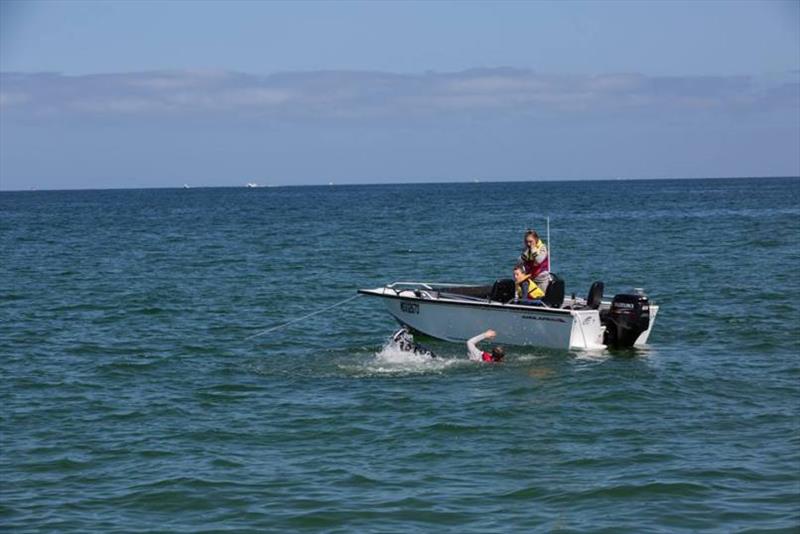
[516,275,545,300]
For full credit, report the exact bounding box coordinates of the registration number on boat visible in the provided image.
[400,302,420,314]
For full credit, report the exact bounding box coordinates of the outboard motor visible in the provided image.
[602,293,650,348]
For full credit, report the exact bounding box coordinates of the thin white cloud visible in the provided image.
[0,68,796,120]
[0,91,29,108]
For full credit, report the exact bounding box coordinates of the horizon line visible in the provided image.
[1,175,798,193]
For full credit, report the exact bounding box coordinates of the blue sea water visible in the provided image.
[1,177,799,532]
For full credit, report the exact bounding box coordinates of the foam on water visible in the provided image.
[340,340,468,376]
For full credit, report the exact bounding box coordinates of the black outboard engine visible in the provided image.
[602,293,650,348]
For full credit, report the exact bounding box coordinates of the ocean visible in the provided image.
[1,177,798,532]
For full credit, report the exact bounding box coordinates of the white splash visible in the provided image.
[342,341,467,376]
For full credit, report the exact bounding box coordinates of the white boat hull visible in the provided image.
[359,287,658,351]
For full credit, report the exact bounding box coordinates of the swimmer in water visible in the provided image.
[391,326,437,358]
[467,329,505,363]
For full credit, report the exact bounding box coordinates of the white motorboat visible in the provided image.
[358,277,658,351]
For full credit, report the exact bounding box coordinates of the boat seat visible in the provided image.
[586,281,604,309]
[489,278,515,303]
[541,274,565,308]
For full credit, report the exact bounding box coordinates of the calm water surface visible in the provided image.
[1,178,799,532]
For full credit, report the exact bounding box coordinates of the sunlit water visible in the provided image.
[1,178,799,532]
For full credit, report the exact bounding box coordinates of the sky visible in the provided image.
[1,0,798,190]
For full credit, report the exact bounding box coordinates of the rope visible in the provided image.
[244,294,362,340]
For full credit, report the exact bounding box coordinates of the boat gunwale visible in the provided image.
[357,288,579,316]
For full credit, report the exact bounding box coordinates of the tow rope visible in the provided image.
[245,294,362,340]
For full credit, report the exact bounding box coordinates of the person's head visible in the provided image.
[491,346,505,362]
[524,229,539,248]
[513,264,527,282]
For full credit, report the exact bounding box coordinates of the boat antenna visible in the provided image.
[546,216,552,273]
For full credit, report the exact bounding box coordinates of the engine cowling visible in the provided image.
[602,294,650,348]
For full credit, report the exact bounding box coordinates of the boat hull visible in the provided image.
[359,287,658,351]
[360,289,607,350]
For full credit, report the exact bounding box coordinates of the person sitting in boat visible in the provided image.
[519,229,551,294]
[513,264,545,304]
[467,329,505,363]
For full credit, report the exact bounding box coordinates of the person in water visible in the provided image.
[391,326,436,358]
[519,229,551,294]
[467,329,505,363]
[513,264,545,303]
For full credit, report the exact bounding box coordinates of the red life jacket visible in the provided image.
[530,255,549,278]
[522,241,550,278]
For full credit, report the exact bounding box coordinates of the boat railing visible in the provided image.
[384,281,492,302]
[375,282,579,309]
[386,282,435,291]
[385,281,483,292]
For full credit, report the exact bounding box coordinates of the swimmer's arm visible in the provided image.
[466,330,495,361]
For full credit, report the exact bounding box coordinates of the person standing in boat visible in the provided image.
[519,229,551,294]
[467,329,505,363]
[513,264,545,303]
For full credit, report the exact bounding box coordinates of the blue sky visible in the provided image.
[1,0,798,189]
